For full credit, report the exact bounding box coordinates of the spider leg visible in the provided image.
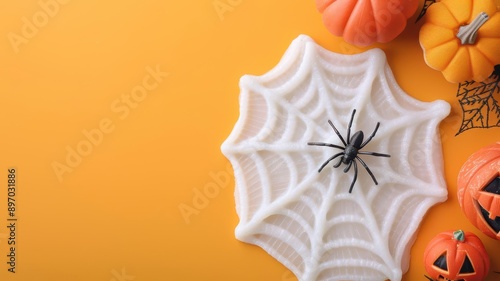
[358,151,391,157]
[346,109,356,143]
[318,152,343,172]
[307,142,345,151]
[328,120,347,147]
[360,122,380,149]
[355,156,378,185]
[348,160,358,193]
[343,160,352,173]
[333,156,344,168]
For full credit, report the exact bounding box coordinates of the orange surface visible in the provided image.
[0,1,498,280]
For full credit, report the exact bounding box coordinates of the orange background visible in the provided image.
[0,0,498,280]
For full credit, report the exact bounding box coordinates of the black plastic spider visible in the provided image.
[308,109,390,193]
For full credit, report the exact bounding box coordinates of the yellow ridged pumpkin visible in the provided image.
[419,0,500,82]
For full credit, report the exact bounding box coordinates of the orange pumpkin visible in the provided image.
[419,0,500,82]
[423,230,490,281]
[316,0,418,46]
[458,142,500,240]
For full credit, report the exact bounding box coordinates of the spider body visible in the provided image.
[342,131,363,164]
[308,109,390,193]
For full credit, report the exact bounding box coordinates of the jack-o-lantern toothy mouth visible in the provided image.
[477,201,500,233]
[437,275,465,281]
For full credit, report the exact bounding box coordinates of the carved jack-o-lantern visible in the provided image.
[423,230,489,281]
[458,142,500,240]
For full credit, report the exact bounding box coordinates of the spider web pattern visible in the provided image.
[415,0,436,22]
[456,76,500,135]
[221,35,450,281]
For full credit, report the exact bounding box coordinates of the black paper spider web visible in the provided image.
[456,67,500,135]
[415,0,436,22]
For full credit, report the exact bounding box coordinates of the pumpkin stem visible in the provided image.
[453,230,465,242]
[456,12,489,45]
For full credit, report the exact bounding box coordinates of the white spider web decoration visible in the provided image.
[221,35,450,281]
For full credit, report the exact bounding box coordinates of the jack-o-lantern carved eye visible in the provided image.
[483,177,500,194]
[459,255,475,274]
[432,252,475,275]
[433,253,448,271]
[479,177,500,233]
